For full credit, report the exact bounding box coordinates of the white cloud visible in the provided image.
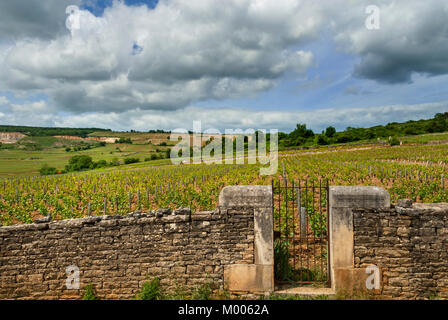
[11,100,50,113]
[0,0,318,113]
[0,96,9,105]
[2,100,444,133]
[329,0,448,83]
[0,0,447,129]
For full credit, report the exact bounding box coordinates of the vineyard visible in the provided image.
[1,143,448,226]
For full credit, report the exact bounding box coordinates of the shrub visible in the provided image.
[94,160,108,168]
[124,157,140,165]
[191,281,213,300]
[144,155,159,161]
[116,137,132,144]
[317,135,329,146]
[109,158,120,166]
[390,137,400,146]
[65,155,94,172]
[274,239,292,281]
[39,164,58,176]
[135,277,161,300]
[82,283,98,300]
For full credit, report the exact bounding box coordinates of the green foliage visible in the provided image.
[93,160,108,169]
[116,137,133,144]
[64,155,113,172]
[82,283,98,300]
[283,124,315,146]
[317,135,329,145]
[124,157,140,165]
[191,281,213,300]
[135,277,161,300]
[39,164,58,176]
[274,239,293,281]
[109,158,120,166]
[390,137,400,146]
[65,155,94,172]
[279,113,448,148]
[0,125,110,137]
[325,126,336,138]
[147,129,171,133]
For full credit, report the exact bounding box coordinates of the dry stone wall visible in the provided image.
[0,207,255,300]
[353,203,448,299]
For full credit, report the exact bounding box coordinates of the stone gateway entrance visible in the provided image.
[272,179,331,288]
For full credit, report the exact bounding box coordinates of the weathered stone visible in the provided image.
[173,207,191,216]
[353,203,448,299]
[34,216,51,224]
[397,199,413,208]
[156,208,171,217]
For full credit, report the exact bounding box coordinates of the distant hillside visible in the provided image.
[280,112,448,147]
[0,125,111,138]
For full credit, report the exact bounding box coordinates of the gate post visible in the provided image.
[220,186,274,294]
[328,186,390,291]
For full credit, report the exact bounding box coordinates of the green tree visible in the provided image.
[65,155,94,172]
[325,126,336,138]
[39,164,58,176]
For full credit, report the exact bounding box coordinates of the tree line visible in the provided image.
[0,125,110,137]
[279,112,448,147]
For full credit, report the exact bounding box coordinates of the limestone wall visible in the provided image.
[353,203,448,299]
[0,204,258,299]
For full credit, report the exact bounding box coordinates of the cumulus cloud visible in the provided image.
[0,0,319,113]
[0,96,9,105]
[0,0,82,40]
[330,0,448,83]
[0,0,447,129]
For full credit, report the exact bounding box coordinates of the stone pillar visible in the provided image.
[219,186,274,294]
[329,186,390,291]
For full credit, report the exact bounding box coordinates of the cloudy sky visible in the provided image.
[0,0,447,132]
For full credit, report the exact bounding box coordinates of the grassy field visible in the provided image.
[0,134,172,177]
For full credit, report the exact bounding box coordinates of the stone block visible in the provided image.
[224,264,273,293]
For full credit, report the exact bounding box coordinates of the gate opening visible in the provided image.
[272,178,331,288]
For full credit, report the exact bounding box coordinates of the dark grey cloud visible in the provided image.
[333,0,448,84]
[0,0,81,40]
